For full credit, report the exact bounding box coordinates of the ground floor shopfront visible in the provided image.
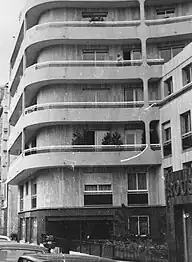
[166,168,192,262]
[18,206,165,252]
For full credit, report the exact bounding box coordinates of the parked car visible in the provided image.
[0,241,47,262]
[17,253,117,262]
[0,235,11,241]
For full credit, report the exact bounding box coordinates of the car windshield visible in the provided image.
[0,248,44,262]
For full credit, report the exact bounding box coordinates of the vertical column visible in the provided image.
[22,91,25,114]
[22,129,25,154]
[139,0,145,22]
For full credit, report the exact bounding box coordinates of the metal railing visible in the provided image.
[145,14,192,26]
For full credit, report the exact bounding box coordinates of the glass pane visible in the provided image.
[83,52,95,60]
[128,173,137,190]
[124,89,133,101]
[96,52,107,60]
[128,193,148,205]
[160,49,171,63]
[172,47,183,58]
[85,185,97,191]
[129,217,138,235]
[138,173,147,190]
[139,217,148,236]
[132,50,141,60]
[84,194,112,206]
[99,184,111,191]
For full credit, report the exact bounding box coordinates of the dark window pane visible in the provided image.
[84,194,112,206]
[129,217,138,235]
[128,193,148,205]
[138,173,147,190]
[128,174,136,190]
[182,135,192,150]
[31,197,37,208]
[85,185,97,191]
[83,52,95,60]
[163,143,172,157]
[160,49,171,63]
[172,47,183,57]
[139,217,149,235]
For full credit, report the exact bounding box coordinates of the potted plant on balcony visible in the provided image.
[102,132,123,145]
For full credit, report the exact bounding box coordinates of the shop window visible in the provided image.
[127,173,148,205]
[128,216,149,236]
[31,180,37,209]
[162,121,172,157]
[156,8,175,18]
[84,184,112,206]
[19,185,24,211]
[180,111,192,150]
[30,217,37,244]
[164,77,173,97]
[182,63,192,86]
[82,49,108,61]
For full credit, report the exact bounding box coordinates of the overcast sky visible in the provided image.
[0,0,25,84]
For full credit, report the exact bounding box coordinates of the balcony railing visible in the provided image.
[34,20,141,29]
[35,60,143,69]
[23,144,147,155]
[145,14,192,26]
[24,101,145,114]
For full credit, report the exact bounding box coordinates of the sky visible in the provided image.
[0,0,25,84]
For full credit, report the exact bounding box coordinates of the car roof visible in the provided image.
[20,253,116,262]
[0,241,47,251]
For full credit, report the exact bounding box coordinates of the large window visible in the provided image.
[128,216,149,236]
[31,180,37,209]
[162,121,172,157]
[84,184,112,206]
[127,173,148,205]
[123,49,142,60]
[19,185,24,211]
[182,63,192,86]
[164,77,173,97]
[124,130,143,145]
[124,86,143,102]
[180,111,192,150]
[82,11,108,21]
[30,217,37,244]
[82,49,108,61]
[159,46,183,63]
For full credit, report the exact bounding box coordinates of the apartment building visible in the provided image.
[3,0,192,247]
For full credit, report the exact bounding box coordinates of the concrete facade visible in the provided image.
[3,0,192,247]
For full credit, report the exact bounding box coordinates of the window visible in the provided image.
[180,111,192,150]
[124,130,143,145]
[162,121,172,157]
[164,77,173,97]
[123,50,141,61]
[95,130,109,145]
[128,216,149,236]
[82,11,108,21]
[182,64,192,86]
[127,173,148,205]
[124,87,143,102]
[19,185,24,211]
[156,8,175,18]
[183,162,192,170]
[26,182,28,196]
[30,217,37,243]
[84,184,112,206]
[82,49,108,61]
[31,180,37,209]
[159,46,183,63]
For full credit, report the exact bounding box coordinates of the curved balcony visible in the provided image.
[9,60,162,116]
[146,15,192,39]
[8,101,148,152]
[7,144,162,185]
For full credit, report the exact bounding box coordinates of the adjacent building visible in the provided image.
[3,0,192,249]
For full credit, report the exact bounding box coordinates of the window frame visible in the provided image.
[19,185,24,211]
[162,121,172,157]
[82,49,109,61]
[156,8,175,18]
[31,180,37,209]
[182,63,192,86]
[164,76,173,97]
[127,173,148,206]
[128,216,150,237]
[180,111,192,150]
[84,183,113,206]
[159,46,184,63]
